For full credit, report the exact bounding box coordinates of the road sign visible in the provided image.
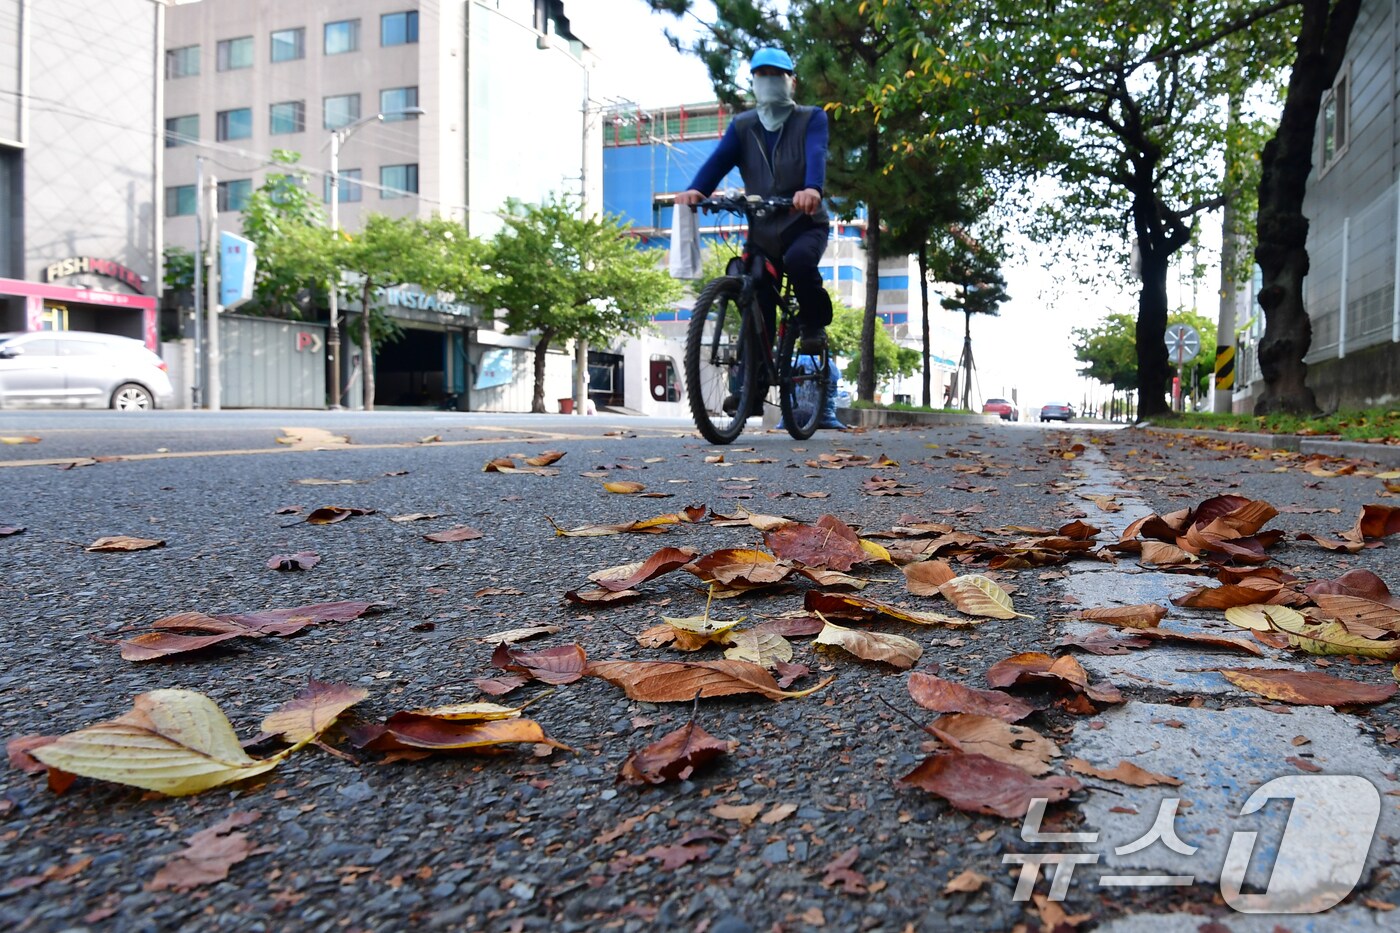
[1165,324,1200,364]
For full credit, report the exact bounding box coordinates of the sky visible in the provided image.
[567,1,1227,414]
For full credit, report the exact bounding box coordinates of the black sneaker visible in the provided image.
[722,393,740,416]
[799,326,827,354]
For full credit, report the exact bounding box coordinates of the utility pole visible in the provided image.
[192,155,204,408]
[573,58,596,416]
[327,131,343,409]
[205,174,221,411]
[1214,94,1241,413]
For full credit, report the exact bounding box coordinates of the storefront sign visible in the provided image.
[475,348,515,390]
[42,257,145,294]
[219,233,257,310]
[381,287,472,317]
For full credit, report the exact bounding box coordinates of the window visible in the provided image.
[216,108,253,141]
[324,19,360,55]
[58,340,111,358]
[217,179,253,212]
[380,87,418,121]
[165,185,197,217]
[381,11,418,46]
[649,356,681,403]
[1321,68,1350,171]
[269,101,305,135]
[380,164,418,199]
[270,27,305,62]
[164,115,198,148]
[324,169,363,203]
[323,94,361,130]
[165,45,200,79]
[216,36,254,71]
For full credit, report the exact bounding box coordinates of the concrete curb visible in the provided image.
[1139,425,1400,466]
[835,407,1001,428]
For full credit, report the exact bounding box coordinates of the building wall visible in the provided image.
[15,0,158,290]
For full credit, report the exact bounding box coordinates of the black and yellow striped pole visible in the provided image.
[1214,344,1236,393]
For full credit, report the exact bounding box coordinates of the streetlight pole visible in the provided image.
[324,107,425,409]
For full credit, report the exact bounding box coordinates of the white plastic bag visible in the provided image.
[668,205,703,279]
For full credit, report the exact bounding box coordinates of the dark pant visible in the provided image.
[757,222,832,338]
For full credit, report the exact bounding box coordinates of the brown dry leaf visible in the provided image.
[548,508,701,537]
[1065,758,1182,787]
[820,845,867,895]
[929,713,1059,776]
[1137,541,1201,567]
[86,536,165,552]
[564,586,643,605]
[1076,604,1168,629]
[1311,594,1400,634]
[804,590,974,628]
[473,674,529,696]
[1175,581,1304,610]
[1133,628,1265,657]
[479,625,561,645]
[907,672,1037,722]
[146,811,260,892]
[763,515,871,572]
[118,601,388,661]
[492,643,587,685]
[939,575,1028,620]
[483,456,559,476]
[603,481,647,494]
[304,506,375,525]
[899,751,1081,818]
[524,450,566,467]
[815,618,922,669]
[944,869,990,894]
[708,507,793,531]
[1218,668,1398,706]
[388,512,442,523]
[619,718,735,785]
[644,829,727,869]
[985,652,1123,705]
[903,560,957,596]
[259,680,369,745]
[587,659,832,701]
[351,716,567,755]
[423,526,484,543]
[6,734,57,774]
[587,547,699,592]
[266,551,320,572]
[686,549,795,588]
[1306,569,1400,607]
[711,802,764,823]
[761,803,798,824]
[1080,493,1122,512]
[474,587,526,598]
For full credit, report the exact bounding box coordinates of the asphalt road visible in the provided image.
[2,412,1398,932]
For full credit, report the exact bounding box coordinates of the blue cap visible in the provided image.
[750,48,795,73]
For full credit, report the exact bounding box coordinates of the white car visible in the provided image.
[0,331,175,410]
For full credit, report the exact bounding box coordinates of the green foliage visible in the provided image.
[933,231,1009,318]
[239,151,337,317]
[163,246,195,296]
[827,292,920,385]
[485,196,681,411]
[1073,308,1218,394]
[1169,406,1400,441]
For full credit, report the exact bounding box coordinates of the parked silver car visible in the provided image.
[0,331,174,410]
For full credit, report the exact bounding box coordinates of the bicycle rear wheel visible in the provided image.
[685,277,758,445]
[778,322,828,440]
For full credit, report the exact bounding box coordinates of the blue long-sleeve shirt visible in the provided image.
[686,107,828,196]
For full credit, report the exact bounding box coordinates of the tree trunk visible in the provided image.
[1136,244,1173,419]
[532,329,555,414]
[918,243,931,408]
[1253,0,1360,415]
[960,309,972,411]
[361,282,375,412]
[858,203,881,402]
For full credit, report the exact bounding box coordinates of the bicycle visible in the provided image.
[683,194,830,444]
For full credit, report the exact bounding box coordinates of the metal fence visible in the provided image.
[1305,180,1400,363]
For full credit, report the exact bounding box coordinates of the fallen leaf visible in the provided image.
[351,716,567,756]
[644,829,727,869]
[587,659,833,701]
[944,869,990,894]
[939,575,1028,620]
[6,734,57,774]
[903,560,957,596]
[899,751,1081,818]
[479,625,561,645]
[1224,604,1306,633]
[929,714,1060,776]
[266,551,320,571]
[985,652,1122,705]
[603,481,646,494]
[907,672,1037,722]
[304,506,375,525]
[588,547,699,592]
[147,811,260,892]
[525,450,566,467]
[815,618,922,669]
[804,590,974,628]
[723,630,793,668]
[1065,758,1182,787]
[1218,668,1398,706]
[0,435,40,444]
[259,680,369,745]
[473,674,529,696]
[686,549,794,589]
[388,512,443,523]
[492,643,587,685]
[761,803,798,824]
[474,587,525,597]
[0,525,25,536]
[86,536,165,552]
[29,689,300,796]
[763,515,871,571]
[710,802,764,823]
[423,526,484,543]
[820,845,867,895]
[1076,604,1169,629]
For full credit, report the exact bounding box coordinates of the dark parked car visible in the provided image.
[982,398,1018,421]
[1039,402,1074,422]
[0,331,174,410]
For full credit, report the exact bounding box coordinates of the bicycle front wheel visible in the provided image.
[778,323,829,440]
[685,276,757,445]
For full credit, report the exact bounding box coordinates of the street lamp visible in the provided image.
[324,106,426,408]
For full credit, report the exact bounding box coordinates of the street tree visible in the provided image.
[1252,0,1362,413]
[336,214,491,410]
[240,151,338,318]
[1074,308,1218,398]
[827,294,920,388]
[931,229,1009,410]
[486,196,680,413]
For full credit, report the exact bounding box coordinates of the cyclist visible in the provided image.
[675,47,832,363]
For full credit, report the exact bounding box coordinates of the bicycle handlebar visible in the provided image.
[694,194,793,218]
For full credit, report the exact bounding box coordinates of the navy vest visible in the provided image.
[732,107,829,257]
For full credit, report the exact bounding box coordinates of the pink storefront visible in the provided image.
[0,275,158,352]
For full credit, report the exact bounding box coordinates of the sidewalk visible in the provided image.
[1140,424,1400,467]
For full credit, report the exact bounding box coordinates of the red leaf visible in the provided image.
[900,751,1081,818]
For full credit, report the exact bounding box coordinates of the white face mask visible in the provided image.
[752,74,796,131]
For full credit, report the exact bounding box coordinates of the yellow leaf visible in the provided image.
[939,575,1028,619]
[30,690,292,796]
[1265,610,1400,660]
[1224,604,1303,633]
[401,701,527,721]
[724,631,794,668]
[603,481,646,494]
[859,539,893,562]
[815,618,921,670]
